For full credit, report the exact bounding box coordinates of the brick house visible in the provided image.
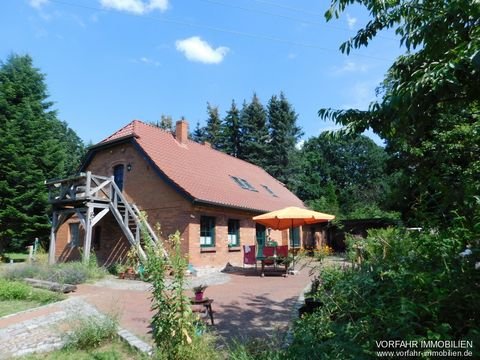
[48,119,308,269]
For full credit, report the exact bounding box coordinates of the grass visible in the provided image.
[63,315,119,350]
[0,278,64,317]
[18,314,147,360]
[2,252,29,262]
[19,339,147,360]
[0,300,46,317]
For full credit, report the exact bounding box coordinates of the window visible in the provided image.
[262,184,278,197]
[200,216,215,247]
[69,223,80,247]
[231,176,257,192]
[289,227,301,248]
[228,219,240,247]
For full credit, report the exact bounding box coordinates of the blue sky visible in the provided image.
[1,0,403,145]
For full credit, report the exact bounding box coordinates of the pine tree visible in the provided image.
[220,100,243,157]
[204,103,222,148]
[240,94,269,167]
[191,121,206,143]
[266,92,303,187]
[0,54,84,251]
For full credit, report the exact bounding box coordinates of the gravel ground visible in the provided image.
[92,271,231,292]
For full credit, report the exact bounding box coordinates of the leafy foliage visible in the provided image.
[143,228,196,358]
[288,223,480,359]
[320,0,480,225]
[297,132,394,219]
[0,54,84,251]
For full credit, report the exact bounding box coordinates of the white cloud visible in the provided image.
[175,36,229,64]
[29,0,49,9]
[341,81,378,110]
[332,60,369,75]
[100,0,169,15]
[140,57,160,66]
[346,13,357,29]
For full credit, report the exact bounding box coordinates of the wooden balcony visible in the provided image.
[46,172,113,207]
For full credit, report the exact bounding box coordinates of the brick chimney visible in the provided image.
[175,120,189,144]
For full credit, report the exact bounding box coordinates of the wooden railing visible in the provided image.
[46,171,165,261]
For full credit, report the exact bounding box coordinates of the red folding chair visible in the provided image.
[243,245,257,269]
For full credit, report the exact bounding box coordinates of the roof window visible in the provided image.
[262,184,278,197]
[231,176,258,192]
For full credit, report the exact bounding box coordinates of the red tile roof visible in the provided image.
[100,120,304,213]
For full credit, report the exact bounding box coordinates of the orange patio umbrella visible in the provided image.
[253,206,335,230]
[253,206,335,272]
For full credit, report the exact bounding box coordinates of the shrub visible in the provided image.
[63,314,118,350]
[0,279,31,300]
[288,223,480,359]
[0,279,63,303]
[0,260,107,285]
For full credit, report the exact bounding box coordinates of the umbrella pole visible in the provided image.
[291,224,294,271]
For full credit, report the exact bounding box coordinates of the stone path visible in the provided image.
[0,297,152,359]
[0,264,313,357]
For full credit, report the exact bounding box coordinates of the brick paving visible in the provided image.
[0,263,312,357]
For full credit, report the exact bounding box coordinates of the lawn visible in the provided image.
[0,299,48,317]
[2,252,29,262]
[0,278,64,317]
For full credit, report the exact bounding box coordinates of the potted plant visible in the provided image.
[193,284,208,301]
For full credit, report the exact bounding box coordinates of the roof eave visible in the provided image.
[192,198,275,215]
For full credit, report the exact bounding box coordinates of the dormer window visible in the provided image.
[231,176,257,192]
[262,184,278,197]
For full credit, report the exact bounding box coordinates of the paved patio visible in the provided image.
[0,262,313,357]
[70,264,313,343]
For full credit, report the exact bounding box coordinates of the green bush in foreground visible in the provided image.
[287,224,480,359]
[63,315,118,350]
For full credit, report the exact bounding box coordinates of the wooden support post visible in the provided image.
[86,171,91,198]
[49,211,58,265]
[83,206,93,264]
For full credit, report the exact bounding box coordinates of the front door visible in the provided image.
[113,164,124,191]
[256,223,266,258]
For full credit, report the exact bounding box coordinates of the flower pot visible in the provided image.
[195,292,204,301]
[118,272,125,279]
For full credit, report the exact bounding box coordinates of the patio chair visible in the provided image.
[243,245,257,269]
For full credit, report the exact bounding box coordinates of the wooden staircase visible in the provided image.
[46,171,165,264]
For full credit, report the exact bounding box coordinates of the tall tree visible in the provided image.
[320,0,480,225]
[191,121,205,143]
[0,54,84,251]
[203,103,222,148]
[240,94,269,167]
[150,115,174,132]
[297,133,393,218]
[220,100,243,157]
[266,92,303,188]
